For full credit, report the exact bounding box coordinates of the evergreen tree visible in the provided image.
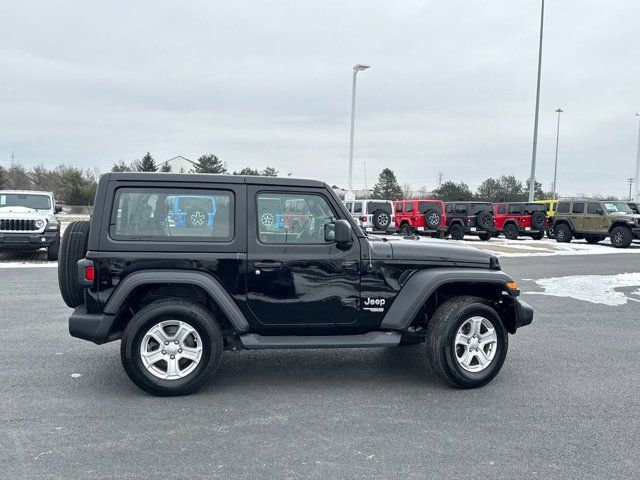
[112,160,132,172]
[159,162,172,172]
[372,168,404,200]
[433,181,474,202]
[136,152,157,172]
[192,154,227,174]
[0,165,6,189]
[261,166,278,177]
[525,178,545,200]
[233,167,260,176]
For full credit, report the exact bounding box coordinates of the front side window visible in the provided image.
[0,193,51,210]
[112,189,234,241]
[257,193,336,244]
[587,202,601,214]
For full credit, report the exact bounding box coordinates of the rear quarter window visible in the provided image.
[111,188,234,241]
[556,202,570,214]
[572,203,585,214]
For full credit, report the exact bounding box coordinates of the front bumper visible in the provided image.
[0,230,59,249]
[632,227,640,239]
[69,305,117,345]
[500,296,534,333]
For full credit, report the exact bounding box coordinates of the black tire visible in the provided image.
[450,224,465,240]
[504,223,518,240]
[530,211,546,229]
[610,226,633,248]
[424,209,441,229]
[426,296,508,388]
[58,221,90,308]
[475,211,493,230]
[584,235,601,244]
[47,234,60,261]
[530,231,544,240]
[120,299,223,396]
[554,223,572,243]
[400,223,413,236]
[546,226,555,239]
[478,232,491,241]
[372,209,391,231]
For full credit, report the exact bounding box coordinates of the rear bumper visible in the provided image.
[69,305,117,345]
[0,231,58,249]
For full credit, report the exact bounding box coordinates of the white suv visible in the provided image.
[343,200,396,233]
[0,190,63,260]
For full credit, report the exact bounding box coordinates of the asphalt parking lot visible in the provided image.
[2,247,639,479]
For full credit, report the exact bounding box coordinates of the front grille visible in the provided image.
[0,219,38,231]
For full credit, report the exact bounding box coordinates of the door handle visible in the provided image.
[253,261,283,270]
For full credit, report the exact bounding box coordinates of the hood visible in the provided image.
[0,206,50,218]
[368,235,496,267]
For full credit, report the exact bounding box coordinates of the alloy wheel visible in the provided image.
[454,316,498,373]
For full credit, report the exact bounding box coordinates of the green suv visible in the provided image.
[553,200,640,248]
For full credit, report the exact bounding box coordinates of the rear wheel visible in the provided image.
[450,224,465,240]
[610,226,633,248]
[554,223,572,243]
[426,296,508,388]
[58,220,90,308]
[400,223,413,236]
[478,232,491,241]
[504,223,518,240]
[530,231,544,240]
[120,299,223,396]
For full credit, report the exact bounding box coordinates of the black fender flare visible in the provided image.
[448,219,465,228]
[380,268,515,331]
[103,269,250,333]
[553,219,574,232]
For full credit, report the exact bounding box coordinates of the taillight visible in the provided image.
[360,216,367,222]
[77,259,95,287]
[85,265,95,282]
[172,215,179,221]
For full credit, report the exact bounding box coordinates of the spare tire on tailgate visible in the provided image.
[475,211,493,230]
[58,221,90,308]
[531,211,546,229]
[372,209,391,230]
[424,209,441,229]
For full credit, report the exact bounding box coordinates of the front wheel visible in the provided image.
[426,296,508,388]
[120,299,223,396]
[478,232,491,241]
[530,231,544,240]
[610,226,633,248]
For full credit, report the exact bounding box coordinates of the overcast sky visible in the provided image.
[1,0,639,197]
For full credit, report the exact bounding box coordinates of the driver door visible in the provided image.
[246,186,361,327]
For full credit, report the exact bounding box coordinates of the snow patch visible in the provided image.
[526,272,640,306]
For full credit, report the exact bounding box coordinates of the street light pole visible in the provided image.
[346,64,370,201]
[552,108,563,199]
[528,0,545,202]
[635,113,640,201]
[628,178,635,201]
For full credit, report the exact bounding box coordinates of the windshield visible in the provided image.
[602,202,632,213]
[0,193,51,210]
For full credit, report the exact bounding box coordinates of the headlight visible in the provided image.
[35,220,45,228]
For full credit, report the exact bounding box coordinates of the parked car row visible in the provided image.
[342,198,640,248]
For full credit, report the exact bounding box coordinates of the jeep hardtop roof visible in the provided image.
[107,172,326,188]
[0,190,53,195]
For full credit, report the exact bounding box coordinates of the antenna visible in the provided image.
[628,177,635,200]
[10,150,15,164]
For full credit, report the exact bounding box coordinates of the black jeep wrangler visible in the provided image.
[444,202,496,241]
[59,173,532,396]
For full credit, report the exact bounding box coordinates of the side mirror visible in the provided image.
[55,204,63,213]
[596,208,603,215]
[326,219,352,248]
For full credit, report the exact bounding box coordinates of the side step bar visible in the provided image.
[239,331,401,350]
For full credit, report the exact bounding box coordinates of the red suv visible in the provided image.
[393,199,447,236]
[493,202,548,240]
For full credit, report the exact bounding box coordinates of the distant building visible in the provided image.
[157,156,197,173]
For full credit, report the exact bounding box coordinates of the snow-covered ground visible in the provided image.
[525,272,640,306]
[460,236,640,258]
